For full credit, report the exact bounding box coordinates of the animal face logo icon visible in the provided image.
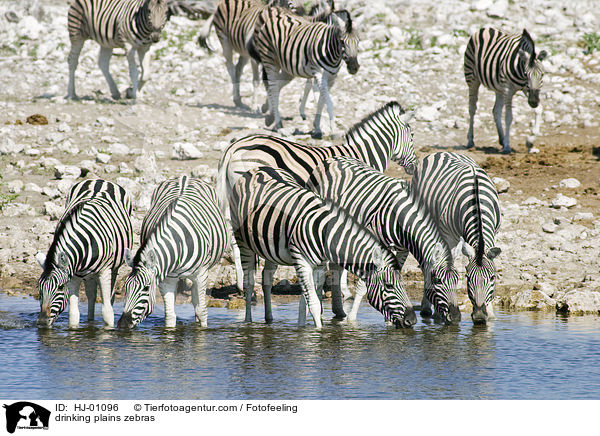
[3,402,50,433]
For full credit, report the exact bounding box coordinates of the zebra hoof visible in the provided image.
[311,130,323,139]
[234,99,250,110]
[465,142,474,149]
[261,103,269,114]
[265,114,274,126]
[125,88,135,99]
[300,114,306,121]
[502,147,512,155]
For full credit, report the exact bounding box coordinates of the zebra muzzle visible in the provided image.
[395,306,417,328]
[471,304,488,325]
[36,311,54,328]
[117,312,135,330]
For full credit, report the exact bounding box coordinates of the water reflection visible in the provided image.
[1,294,600,399]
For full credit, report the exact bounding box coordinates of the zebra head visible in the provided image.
[364,248,416,327]
[389,104,417,174]
[147,0,169,42]
[462,243,502,324]
[333,10,359,74]
[518,30,548,109]
[35,251,70,328]
[118,248,158,329]
[424,243,461,325]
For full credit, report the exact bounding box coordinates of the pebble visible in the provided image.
[492,177,510,193]
[559,178,581,188]
[43,201,64,220]
[96,153,111,164]
[542,221,558,233]
[172,142,204,160]
[551,194,577,209]
[54,164,81,180]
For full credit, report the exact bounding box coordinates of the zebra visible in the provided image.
[217,101,416,304]
[305,156,461,324]
[67,0,169,101]
[229,166,416,328]
[197,0,339,112]
[464,27,548,154]
[248,5,359,138]
[118,175,229,329]
[410,152,501,324]
[35,179,134,328]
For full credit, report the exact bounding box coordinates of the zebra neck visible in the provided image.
[342,128,395,173]
[132,0,156,42]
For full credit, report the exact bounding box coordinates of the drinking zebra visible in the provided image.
[118,176,229,329]
[36,179,134,328]
[67,0,169,101]
[217,101,416,306]
[197,0,338,112]
[248,5,359,138]
[464,27,548,154]
[305,156,461,324]
[229,166,416,328]
[410,152,501,324]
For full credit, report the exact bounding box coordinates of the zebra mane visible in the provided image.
[42,202,85,276]
[344,101,404,143]
[471,166,485,266]
[333,9,353,34]
[518,29,536,64]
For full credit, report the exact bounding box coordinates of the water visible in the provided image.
[1,293,600,400]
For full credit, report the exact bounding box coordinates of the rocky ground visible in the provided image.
[1,0,599,316]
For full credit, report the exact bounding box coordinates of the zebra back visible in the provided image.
[217,100,416,212]
[230,166,414,325]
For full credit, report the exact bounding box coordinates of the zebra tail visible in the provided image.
[246,33,261,64]
[197,13,215,52]
[215,154,230,217]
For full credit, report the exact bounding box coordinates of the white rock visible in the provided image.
[7,180,24,193]
[24,183,42,193]
[17,16,43,40]
[118,162,133,174]
[559,178,581,188]
[96,153,111,164]
[54,164,81,180]
[191,164,210,178]
[79,160,99,175]
[44,201,64,220]
[172,142,204,160]
[108,143,130,155]
[551,194,577,209]
[42,186,61,199]
[0,138,24,155]
[492,177,510,193]
[542,221,558,233]
[557,291,600,314]
[57,179,74,194]
[96,116,115,127]
[57,141,79,155]
[574,212,594,221]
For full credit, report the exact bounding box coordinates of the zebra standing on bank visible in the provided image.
[410,152,501,324]
[197,0,338,111]
[36,179,134,328]
[248,5,359,138]
[217,101,416,307]
[118,176,229,329]
[464,27,548,154]
[305,156,461,324]
[67,0,169,100]
[230,166,416,328]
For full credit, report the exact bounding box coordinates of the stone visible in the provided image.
[108,143,130,155]
[54,164,81,180]
[96,153,111,164]
[24,183,42,193]
[18,16,44,40]
[43,201,64,220]
[493,177,510,193]
[7,180,24,194]
[191,164,210,178]
[542,221,558,233]
[574,212,594,221]
[551,194,577,209]
[510,290,556,311]
[0,138,24,155]
[556,291,600,315]
[41,186,61,199]
[559,178,581,188]
[172,142,204,160]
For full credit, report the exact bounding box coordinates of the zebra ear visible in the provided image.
[487,247,502,260]
[124,248,135,267]
[518,49,531,66]
[56,251,69,270]
[35,252,46,269]
[399,110,415,124]
[145,249,158,271]
[431,242,445,265]
[537,50,548,61]
[372,246,385,269]
[461,243,475,259]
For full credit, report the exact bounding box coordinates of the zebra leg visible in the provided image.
[527,104,543,148]
[347,279,366,323]
[125,47,140,100]
[98,46,120,100]
[222,42,241,107]
[323,73,337,137]
[328,264,346,319]
[492,91,505,149]
[233,56,250,109]
[191,270,208,327]
[67,38,84,99]
[299,79,312,121]
[231,237,245,295]
[251,60,260,112]
[294,261,322,329]
[339,268,352,301]
[420,294,434,318]
[503,90,515,154]
[239,247,257,323]
[67,277,82,328]
[84,277,97,323]
[97,268,115,327]
[262,260,278,324]
[159,277,178,328]
[466,81,480,148]
[110,268,118,304]
[312,72,330,139]
[135,45,150,92]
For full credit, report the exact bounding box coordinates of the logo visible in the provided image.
[3,402,50,434]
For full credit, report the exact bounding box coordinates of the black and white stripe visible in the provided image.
[464,27,548,153]
[230,166,416,328]
[410,152,501,324]
[118,175,229,329]
[217,101,416,295]
[67,0,169,100]
[36,179,134,328]
[306,156,461,324]
[248,5,359,138]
